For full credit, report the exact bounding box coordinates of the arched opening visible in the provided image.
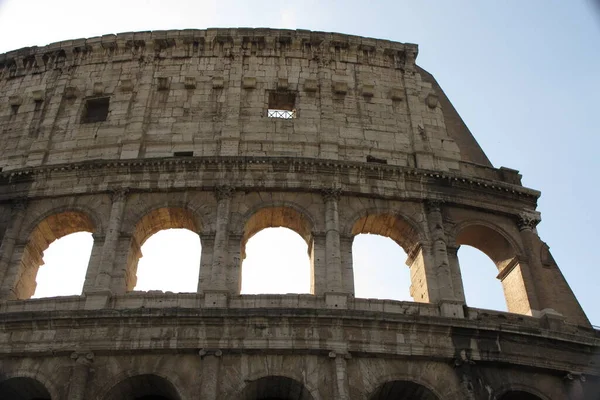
[0,376,52,400]
[455,224,532,314]
[32,232,93,298]
[352,234,411,301]
[458,245,507,311]
[241,227,310,294]
[240,207,313,295]
[370,380,439,400]
[128,208,201,292]
[17,211,95,299]
[351,213,423,302]
[241,376,314,400]
[102,374,180,400]
[499,391,543,400]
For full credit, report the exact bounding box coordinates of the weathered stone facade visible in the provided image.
[0,28,598,399]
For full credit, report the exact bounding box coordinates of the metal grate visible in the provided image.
[268,109,296,119]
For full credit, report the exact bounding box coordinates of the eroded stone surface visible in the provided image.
[0,29,597,400]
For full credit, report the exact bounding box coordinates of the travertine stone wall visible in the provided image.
[0,29,597,400]
[1,29,499,176]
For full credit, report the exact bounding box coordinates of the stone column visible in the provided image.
[329,351,350,400]
[198,349,222,400]
[309,233,327,296]
[206,186,233,306]
[425,200,454,302]
[339,235,355,295]
[0,200,27,299]
[197,232,215,294]
[82,233,105,293]
[322,189,343,293]
[67,351,94,400]
[515,214,544,314]
[92,190,128,291]
[446,244,465,303]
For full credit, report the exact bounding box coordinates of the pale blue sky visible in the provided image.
[1,1,599,326]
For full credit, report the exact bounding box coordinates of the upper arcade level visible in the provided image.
[0,28,519,185]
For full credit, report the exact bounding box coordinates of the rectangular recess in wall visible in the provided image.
[81,97,110,123]
[268,91,296,119]
[173,151,194,157]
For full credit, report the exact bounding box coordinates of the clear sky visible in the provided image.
[2,0,599,326]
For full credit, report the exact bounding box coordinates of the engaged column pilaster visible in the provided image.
[0,200,27,299]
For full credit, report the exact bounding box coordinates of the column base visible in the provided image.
[439,300,465,318]
[204,291,229,308]
[84,290,112,310]
[325,292,349,309]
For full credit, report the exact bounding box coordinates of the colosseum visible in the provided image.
[0,28,598,400]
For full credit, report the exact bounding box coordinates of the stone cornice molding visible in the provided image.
[0,29,418,80]
[0,156,541,200]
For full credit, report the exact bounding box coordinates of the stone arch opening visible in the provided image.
[458,245,508,311]
[126,207,201,292]
[370,380,439,400]
[455,223,533,314]
[16,211,95,299]
[352,234,411,301]
[0,376,52,400]
[350,213,425,302]
[499,391,544,400]
[241,375,314,400]
[102,374,181,400]
[240,207,314,294]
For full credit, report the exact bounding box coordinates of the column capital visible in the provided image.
[517,213,540,231]
[9,198,27,214]
[214,185,235,200]
[110,188,128,202]
[321,187,342,202]
[70,351,94,366]
[425,199,445,213]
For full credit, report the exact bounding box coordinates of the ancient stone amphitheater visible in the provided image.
[0,28,598,400]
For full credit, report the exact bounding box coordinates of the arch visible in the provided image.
[15,210,96,299]
[453,221,523,271]
[101,374,182,400]
[0,376,52,400]
[498,390,545,400]
[241,205,314,251]
[347,209,425,254]
[125,207,201,291]
[495,383,552,400]
[240,375,315,400]
[348,211,427,302]
[453,221,535,315]
[240,206,315,294]
[369,380,440,400]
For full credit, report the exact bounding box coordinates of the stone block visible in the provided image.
[389,88,404,101]
[184,76,196,89]
[361,84,375,97]
[304,79,318,92]
[213,76,224,89]
[243,77,257,89]
[333,81,348,95]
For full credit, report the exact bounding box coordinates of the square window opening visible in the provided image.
[82,97,110,123]
[268,91,296,119]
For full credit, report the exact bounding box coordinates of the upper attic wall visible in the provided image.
[417,66,493,168]
[0,29,519,185]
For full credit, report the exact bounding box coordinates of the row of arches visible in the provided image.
[5,200,528,314]
[0,374,548,400]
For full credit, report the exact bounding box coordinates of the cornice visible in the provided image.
[0,28,417,80]
[0,156,540,198]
